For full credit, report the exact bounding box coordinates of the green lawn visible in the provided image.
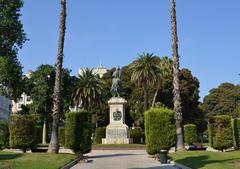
[0,151,77,169]
[170,151,240,169]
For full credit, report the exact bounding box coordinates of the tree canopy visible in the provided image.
[202,83,240,118]
[0,0,26,101]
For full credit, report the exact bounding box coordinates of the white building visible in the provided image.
[0,96,12,120]
[78,64,108,78]
[12,71,33,113]
[13,93,32,112]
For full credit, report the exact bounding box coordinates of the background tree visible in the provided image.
[170,0,184,151]
[48,0,67,153]
[152,56,172,107]
[202,83,240,118]
[0,0,26,101]
[26,65,55,144]
[72,68,105,111]
[129,53,161,111]
[26,64,75,144]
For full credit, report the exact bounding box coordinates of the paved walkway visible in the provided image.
[71,150,178,169]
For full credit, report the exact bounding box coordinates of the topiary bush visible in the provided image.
[34,125,42,146]
[184,124,197,145]
[0,121,9,149]
[59,127,65,147]
[208,123,213,147]
[93,127,106,144]
[129,127,145,144]
[144,107,176,155]
[232,119,239,150]
[9,115,37,152]
[65,111,92,155]
[208,115,233,152]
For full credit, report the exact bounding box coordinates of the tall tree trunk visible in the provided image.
[171,0,184,151]
[152,83,160,108]
[143,83,148,112]
[42,118,47,144]
[48,0,66,153]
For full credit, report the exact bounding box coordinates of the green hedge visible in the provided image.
[9,115,37,152]
[237,119,240,149]
[34,125,42,145]
[184,124,197,145]
[129,127,145,144]
[59,127,65,147]
[208,115,233,151]
[208,123,213,147]
[232,119,239,150]
[0,121,9,149]
[93,127,105,144]
[144,107,176,155]
[65,111,92,154]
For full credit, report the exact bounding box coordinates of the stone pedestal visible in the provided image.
[102,97,132,144]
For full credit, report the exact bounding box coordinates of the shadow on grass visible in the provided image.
[175,155,240,169]
[0,153,23,160]
[90,153,137,159]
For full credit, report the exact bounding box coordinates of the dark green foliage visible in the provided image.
[0,0,26,101]
[65,111,92,154]
[202,83,240,118]
[0,121,9,149]
[237,119,240,148]
[129,127,145,144]
[101,62,203,130]
[59,127,65,147]
[34,125,42,145]
[93,127,106,144]
[144,108,176,155]
[232,119,240,150]
[9,115,37,152]
[208,115,233,151]
[184,124,197,145]
[208,124,213,147]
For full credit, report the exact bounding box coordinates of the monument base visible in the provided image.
[102,138,133,144]
[102,124,133,144]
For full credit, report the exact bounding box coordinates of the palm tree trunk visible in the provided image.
[152,83,160,108]
[48,0,66,153]
[171,0,184,151]
[143,83,148,111]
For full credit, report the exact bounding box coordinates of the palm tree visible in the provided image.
[170,0,184,151]
[130,53,161,111]
[72,68,104,111]
[48,0,66,153]
[151,56,172,107]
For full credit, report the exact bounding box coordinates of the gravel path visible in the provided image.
[71,150,178,169]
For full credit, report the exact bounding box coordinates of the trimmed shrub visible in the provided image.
[0,121,9,149]
[9,115,37,152]
[184,124,197,145]
[65,111,92,155]
[129,127,145,144]
[237,118,240,148]
[207,123,213,147]
[34,125,42,146]
[144,107,176,155]
[59,127,65,147]
[232,119,239,150]
[208,115,233,151]
[93,127,106,144]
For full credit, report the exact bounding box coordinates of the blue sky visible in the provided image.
[18,0,240,100]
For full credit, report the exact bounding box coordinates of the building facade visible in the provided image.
[78,65,108,78]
